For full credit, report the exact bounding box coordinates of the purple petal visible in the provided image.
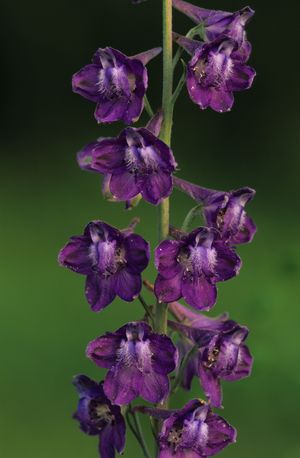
[182,276,217,310]
[146,110,164,137]
[77,142,99,172]
[114,268,141,301]
[141,172,173,205]
[198,364,222,408]
[213,243,241,281]
[232,40,252,63]
[58,235,92,275]
[109,169,140,201]
[140,372,170,404]
[204,412,237,455]
[131,47,162,65]
[230,214,256,244]
[85,274,116,311]
[155,273,182,303]
[72,64,100,102]
[187,71,212,109]
[113,418,126,454]
[94,98,129,124]
[124,234,150,273]
[223,344,253,381]
[72,374,102,398]
[173,32,202,56]
[149,334,178,375]
[91,139,124,173]
[210,89,234,113]
[155,240,182,279]
[99,426,116,458]
[104,364,141,405]
[86,333,122,369]
[227,63,256,92]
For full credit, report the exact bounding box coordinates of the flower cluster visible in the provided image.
[59,1,256,457]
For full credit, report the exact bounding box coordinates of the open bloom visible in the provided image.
[174,176,256,244]
[77,125,177,205]
[86,321,178,405]
[170,306,253,407]
[155,227,241,310]
[173,0,254,46]
[158,399,236,457]
[174,34,256,113]
[73,375,126,458]
[58,221,150,311]
[72,46,161,124]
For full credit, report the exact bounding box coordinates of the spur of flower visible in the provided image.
[58,220,150,311]
[86,321,178,405]
[174,176,256,244]
[170,302,253,407]
[154,226,241,310]
[173,33,256,113]
[77,116,177,205]
[72,374,126,458]
[72,46,161,124]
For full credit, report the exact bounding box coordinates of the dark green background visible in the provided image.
[1,0,299,456]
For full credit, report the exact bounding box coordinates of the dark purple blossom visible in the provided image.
[157,399,236,457]
[173,0,254,47]
[58,220,150,311]
[174,33,256,113]
[86,321,178,405]
[170,306,253,407]
[174,176,256,244]
[73,375,126,458]
[77,123,177,205]
[72,46,161,124]
[154,226,241,310]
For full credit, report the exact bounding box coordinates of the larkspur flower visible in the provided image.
[173,33,256,113]
[86,321,178,405]
[174,176,256,244]
[77,117,177,205]
[170,306,253,407]
[154,226,241,310]
[72,46,161,124]
[58,220,150,311]
[141,399,236,457]
[173,0,254,47]
[73,375,126,458]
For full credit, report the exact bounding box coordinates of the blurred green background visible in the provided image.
[1,0,299,456]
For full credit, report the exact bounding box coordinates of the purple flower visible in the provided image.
[58,220,150,311]
[173,0,254,46]
[73,375,126,458]
[72,46,161,124]
[170,307,253,407]
[77,123,177,205]
[154,227,241,310]
[158,399,236,457]
[174,34,256,113]
[86,321,178,405]
[174,176,256,244]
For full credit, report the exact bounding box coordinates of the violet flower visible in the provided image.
[73,375,126,458]
[86,321,178,405]
[174,176,256,244]
[173,0,254,47]
[170,305,253,407]
[173,33,256,113]
[77,121,177,205]
[155,226,241,310]
[153,399,236,457]
[72,46,161,124]
[58,220,150,311]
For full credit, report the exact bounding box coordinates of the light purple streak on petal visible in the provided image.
[227,64,256,92]
[182,276,217,311]
[231,215,256,244]
[72,64,100,102]
[86,334,121,369]
[114,268,141,301]
[155,273,182,303]
[58,236,93,275]
[222,344,253,381]
[85,274,116,311]
[110,170,139,201]
[91,139,124,173]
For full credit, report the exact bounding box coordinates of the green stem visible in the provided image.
[144,94,154,118]
[138,294,154,323]
[181,203,203,232]
[126,409,151,458]
[171,344,199,394]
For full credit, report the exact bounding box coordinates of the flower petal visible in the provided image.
[210,89,234,113]
[104,364,141,405]
[155,240,182,279]
[149,334,178,375]
[110,170,140,201]
[141,171,173,205]
[182,276,217,310]
[114,268,141,301]
[198,363,222,408]
[213,243,241,281]
[227,63,256,92]
[86,333,122,369]
[72,64,100,102]
[155,273,182,303]
[85,274,116,311]
[124,234,150,273]
[91,139,124,173]
[58,235,92,275]
[140,372,170,404]
[222,344,253,381]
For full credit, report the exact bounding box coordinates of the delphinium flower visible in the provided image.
[86,321,178,405]
[173,33,256,112]
[58,220,150,311]
[61,1,257,456]
[77,120,177,205]
[174,176,257,244]
[73,375,126,458]
[155,226,241,309]
[72,46,161,124]
[169,302,253,407]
